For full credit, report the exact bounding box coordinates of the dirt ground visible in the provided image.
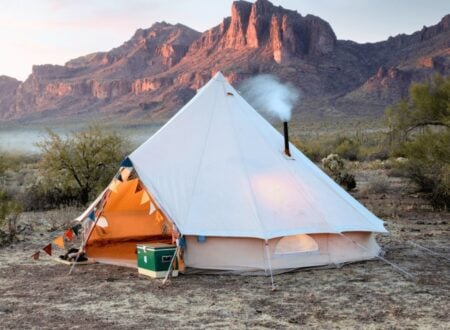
[0,169,449,329]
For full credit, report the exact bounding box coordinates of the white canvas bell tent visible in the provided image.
[76,72,387,273]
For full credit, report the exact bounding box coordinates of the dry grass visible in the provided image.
[364,176,390,195]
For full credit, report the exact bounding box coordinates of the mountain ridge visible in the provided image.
[1,0,449,122]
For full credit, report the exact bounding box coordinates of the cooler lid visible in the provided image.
[137,243,176,251]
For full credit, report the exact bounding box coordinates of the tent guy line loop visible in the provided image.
[339,233,414,280]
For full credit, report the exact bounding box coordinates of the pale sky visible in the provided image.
[1,0,449,81]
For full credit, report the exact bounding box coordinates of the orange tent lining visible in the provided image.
[86,173,174,262]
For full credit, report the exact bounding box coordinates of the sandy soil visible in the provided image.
[0,170,449,329]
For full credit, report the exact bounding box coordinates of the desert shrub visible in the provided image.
[399,131,450,209]
[363,147,390,161]
[0,153,18,176]
[0,150,26,244]
[321,154,356,191]
[353,131,390,161]
[19,183,81,211]
[0,150,38,172]
[333,137,360,161]
[294,131,388,163]
[385,75,449,209]
[292,137,333,162]
[402,161,449,209]
[366,176,390,194]
[0,190,21,245]
[340,173,357,191]
[36,125,128,206]
[367,160,387,170]
[430,178,450,210]
[386,168,405,178]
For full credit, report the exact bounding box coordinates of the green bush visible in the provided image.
[0,150,25,243]
[333,137,360,161]
[400,131,450,209]
[0,190,21,245]
[293,131,388,163]
[292,138,332,162]
[19,183,81,211]
[385,75,449,209]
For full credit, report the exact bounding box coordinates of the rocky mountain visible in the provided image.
[0,76,20,117]
[1,0,449,122]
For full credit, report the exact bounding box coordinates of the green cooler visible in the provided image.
[137,243,178,278]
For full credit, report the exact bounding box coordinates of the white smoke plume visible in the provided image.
[239,74,300,122]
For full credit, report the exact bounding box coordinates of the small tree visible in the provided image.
[385,75,449,209]
[37,126,127,205]
[385,74,449,148]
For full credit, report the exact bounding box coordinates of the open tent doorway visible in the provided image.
[84,169,174,267]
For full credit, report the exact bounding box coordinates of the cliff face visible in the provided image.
[0,0,449,122]
[188,0,336,62]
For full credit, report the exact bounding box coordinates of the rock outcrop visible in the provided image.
[337,66,415,114]
[188,0,336,62]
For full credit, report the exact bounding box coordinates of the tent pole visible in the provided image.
[264,240,276,290]
[68,191,110,275]
[68,234,85,275]
[68,214,101,275]
[162,246,179,285]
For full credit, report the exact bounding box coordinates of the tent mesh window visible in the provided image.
[274,234,319,255]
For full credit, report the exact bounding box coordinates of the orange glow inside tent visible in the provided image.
[85,177,173,265]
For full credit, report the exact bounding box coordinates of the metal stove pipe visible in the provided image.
[283,121,291,157]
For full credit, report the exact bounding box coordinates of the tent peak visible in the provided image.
[212,71,227,82]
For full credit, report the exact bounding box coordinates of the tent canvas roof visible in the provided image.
[128,72,386,239]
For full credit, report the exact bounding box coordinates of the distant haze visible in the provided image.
[1,0,449,80]
[0,126,157,153]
